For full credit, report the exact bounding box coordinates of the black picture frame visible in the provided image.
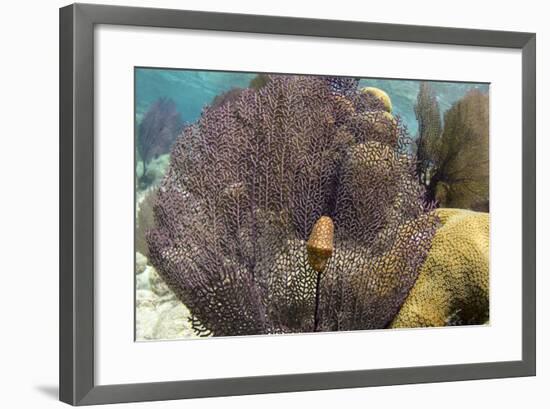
[59,3,536,406]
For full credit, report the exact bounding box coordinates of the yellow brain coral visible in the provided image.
[391,208,489,328]
[362,111,398,144]
[361,86,393,113]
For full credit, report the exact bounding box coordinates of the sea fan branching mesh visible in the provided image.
[147,75,438,336]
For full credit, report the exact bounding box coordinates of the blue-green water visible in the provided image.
[136,69,255,125]
[135,68,488,137]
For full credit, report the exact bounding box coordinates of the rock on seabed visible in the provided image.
[135,252,201,340]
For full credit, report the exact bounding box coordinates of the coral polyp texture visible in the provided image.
[147,75,439,337]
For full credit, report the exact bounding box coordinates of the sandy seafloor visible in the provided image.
[135,188,202,341]
[135,251,201,340]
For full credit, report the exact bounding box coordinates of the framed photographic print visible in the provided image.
[59,3,536,406]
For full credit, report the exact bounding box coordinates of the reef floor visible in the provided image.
[135,252,200,341]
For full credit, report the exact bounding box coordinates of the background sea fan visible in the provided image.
[415,82,442,187]
[137,97,183,177]
[430,90,489,210]
[147,74,438,336]
[414,87,489,211]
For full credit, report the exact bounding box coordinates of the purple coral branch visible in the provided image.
[147,75,438,336]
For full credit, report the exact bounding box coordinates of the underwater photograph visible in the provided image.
[134,68,490,341]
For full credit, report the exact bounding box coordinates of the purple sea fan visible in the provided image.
[147,74,438,336]
[137,97,183,177]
